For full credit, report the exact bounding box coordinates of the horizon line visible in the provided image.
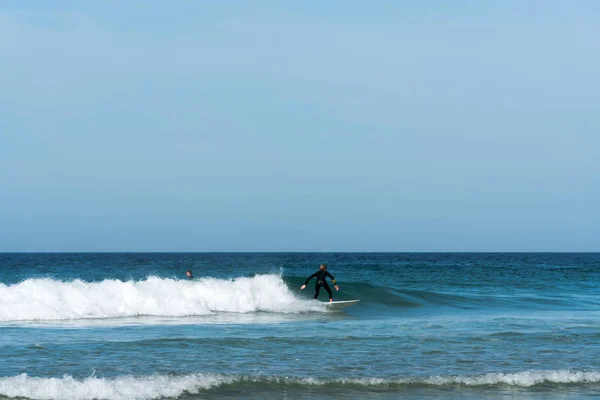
[1,251,598,254]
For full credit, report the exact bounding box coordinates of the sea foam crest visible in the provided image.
[0,373,223,400]
[1,370,599,400]
[0,274,319,321]
[420,369,600,387]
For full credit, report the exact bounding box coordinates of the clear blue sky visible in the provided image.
[1,1,599,252]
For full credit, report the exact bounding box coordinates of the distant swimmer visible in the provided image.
[186,270,193,280]
[300,264,339,302]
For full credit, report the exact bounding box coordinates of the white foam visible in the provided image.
[422,369,600,387]
[1,370,598,400]
[0,274,323,321]
[0,373,229,400]
[285,370,600,387]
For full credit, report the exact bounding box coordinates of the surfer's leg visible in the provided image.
[313,284,321,299]
[324,283,333,301]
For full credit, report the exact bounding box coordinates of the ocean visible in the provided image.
[0,252,599,400]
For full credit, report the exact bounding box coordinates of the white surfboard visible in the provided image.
[325,300,360,309]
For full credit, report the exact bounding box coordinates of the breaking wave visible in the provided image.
[0,370,599,399]
[0,274,323,321]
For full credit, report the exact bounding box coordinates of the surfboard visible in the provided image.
[325,300,360,309]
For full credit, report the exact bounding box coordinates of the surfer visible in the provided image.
[300,264,339,302]
[186,270,193,280]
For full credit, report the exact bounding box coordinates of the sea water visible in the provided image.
[0,253,599,399]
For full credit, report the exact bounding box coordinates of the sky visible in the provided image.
[1,1,599,252]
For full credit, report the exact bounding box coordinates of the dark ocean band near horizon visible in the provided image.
[0,252,599,400]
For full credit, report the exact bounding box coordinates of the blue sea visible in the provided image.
[0,253,599,400]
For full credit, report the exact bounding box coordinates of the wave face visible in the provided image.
[1,370,599,400]
[0,275,322,321]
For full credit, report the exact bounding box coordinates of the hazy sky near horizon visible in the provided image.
[1,1,599,252]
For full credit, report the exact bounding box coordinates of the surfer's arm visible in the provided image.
[326,272,339,289]
[304,272,318,286]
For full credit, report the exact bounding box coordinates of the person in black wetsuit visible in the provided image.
[186,270,193,280]
[300,264,339,302]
